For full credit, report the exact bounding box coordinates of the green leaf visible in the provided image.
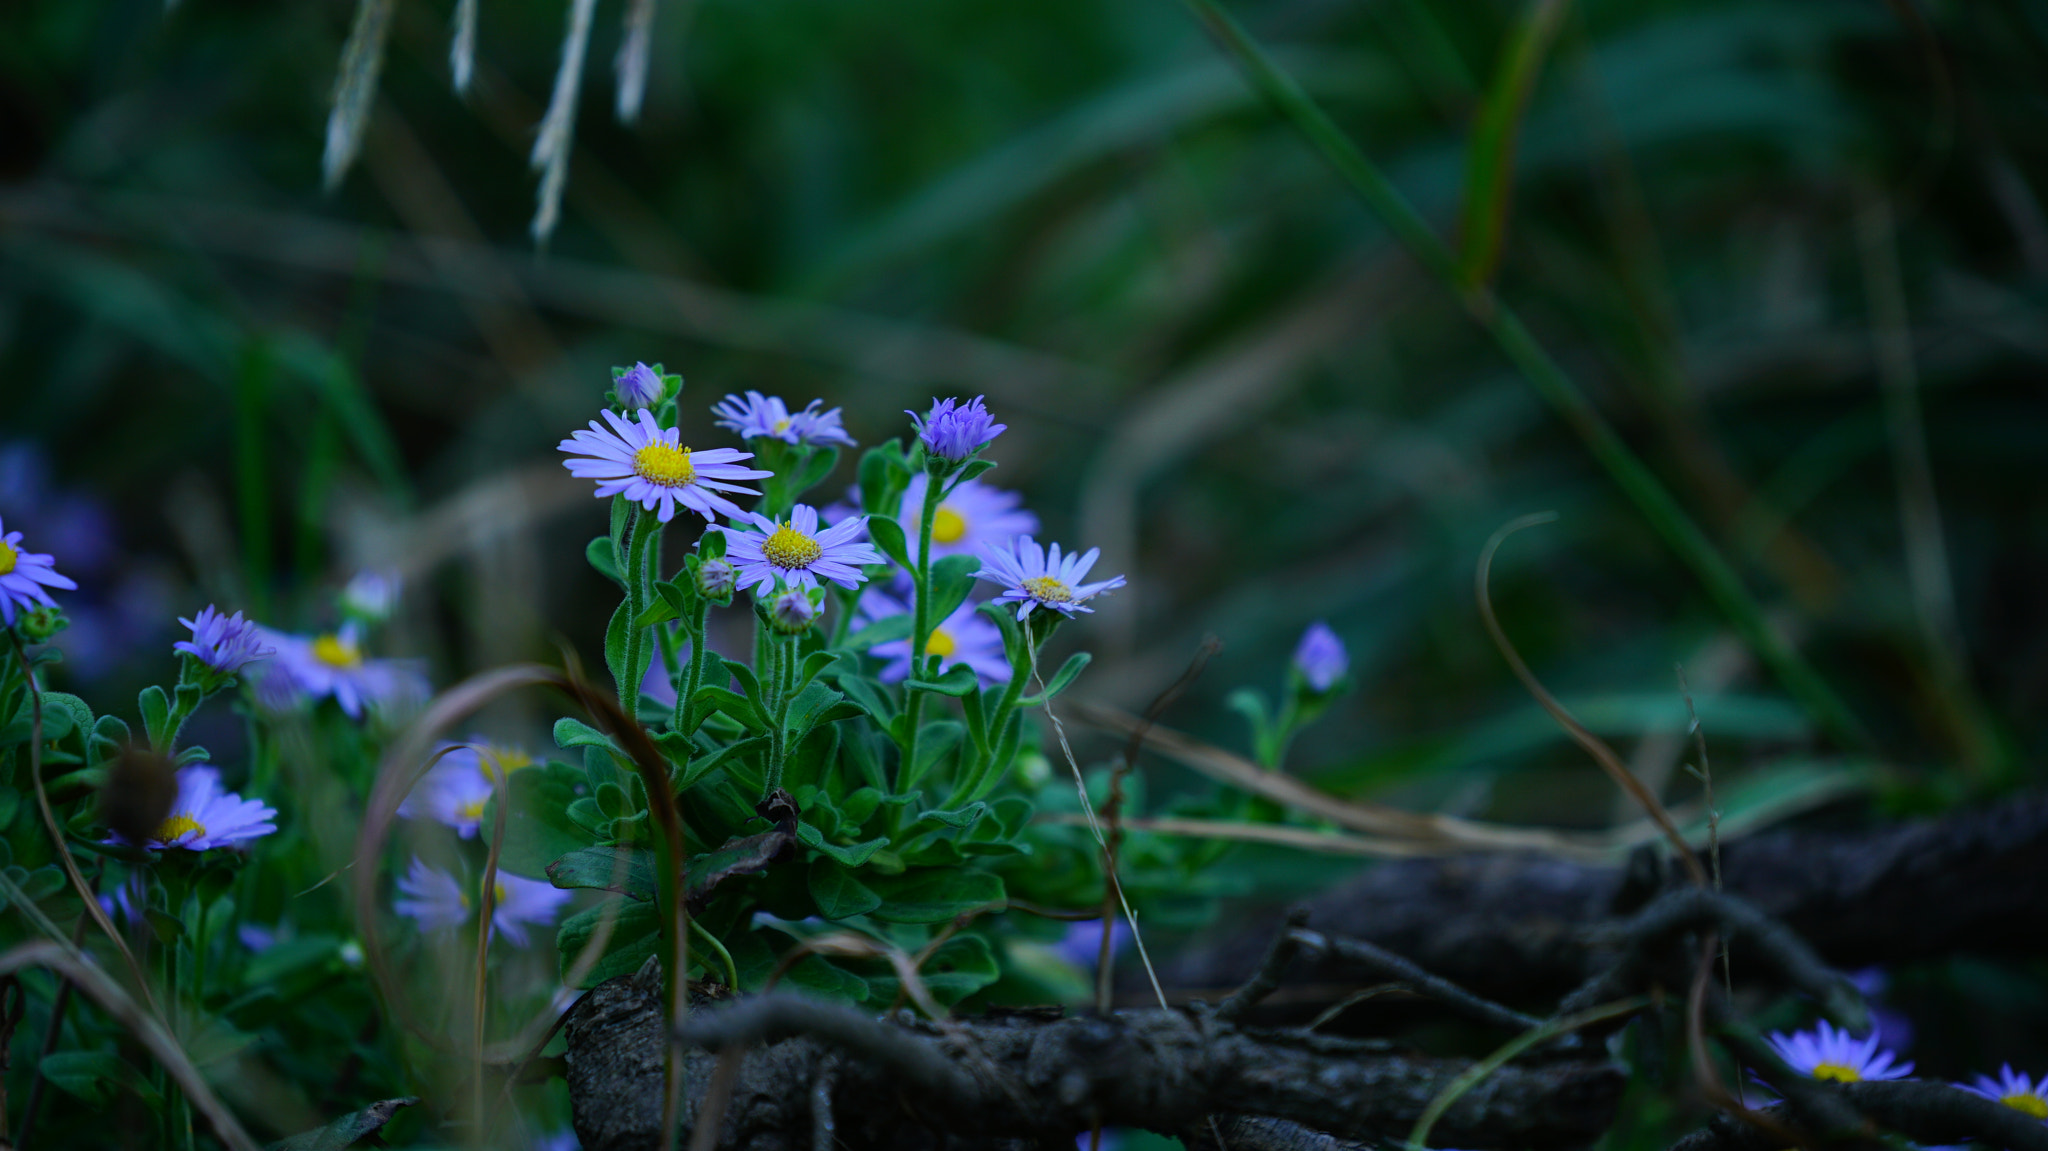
[846,613,912,651]
[655,578,695,618]
[680,734,770,789]
[586,535,624,588]
[137,685,170,750]
[906,665,980,698]
[783,683,859,741]
[602,599,633,706]
[839,787,884,828]
[865,868,1005,923]
[40,1050,161,1106]
[1455,0,1570,290]
[865,933,999,1003]
[927,554,981,623]
[487,765,591,876]
[633,598,679,628]
[690,686,760,731]
[265,1098,421,1151]
[951,458,998,485]
[553,718,618,754]
[548,846,656,900]
[913,802,988,830]
[858,440,912,516]
[792,649,841,693]
[698,529,727,561]
[794,821,888,868]
[557,900,660,988]
[807,859,882,919]
[791,446,841,495]
[725,659,769,722]
[866,515,911,569]
[1021,652,1092,706]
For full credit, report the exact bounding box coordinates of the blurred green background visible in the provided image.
[2,0,2046,1095]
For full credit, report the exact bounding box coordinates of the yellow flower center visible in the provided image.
[456,798,487,824]
[156,814,206,843]
[312,633,361,669]
[1811,1063,1862,1083]
[772,418,792,435]
[492,880,508,905]
[478,745,532,782]
[2003,1094,2048,1120]
[0,539,15,576]
[632,441,696,488]
[1022,575,1072,604]
[931,505,968,544]
[927,627,957,659]
[762,523,822,570]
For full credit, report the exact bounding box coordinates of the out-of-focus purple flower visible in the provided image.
[340,572,400,621]
[909,396,1004,462]
[115,765,278,852]
[1052,917,1131,973]
[253,623,427,719]
[712,391,857,448]
[863,594,1010,685]
[535,1130,582,1151]
[0,515,77,627]
[1764,1020,1912,1084]
[175,606,274,676]
[719,505,881,594]
[1291,621,1348,693]
[614,362,665,410]
[98,875,146,928]
[238,923,279,952]
[898,475,1037,561]
[974,537,1124,622]
[394,858,572,948]
[559,409,770,524]
[1845,967,1915,1054]
[0,445,116,574]
[1963,1066,2048,1121]
[399,740,532,838]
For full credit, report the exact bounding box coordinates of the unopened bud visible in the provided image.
[769,588,817,634]
[697,558,737,599]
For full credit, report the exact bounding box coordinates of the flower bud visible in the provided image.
[768,587,817,634]
[17,605,67,643]
[614,362,665,410]
[1291,621,1348,694]
[697,558,737,599]
[340,572,399,622]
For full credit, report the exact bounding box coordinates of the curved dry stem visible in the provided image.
[1474,513,1708,886]
[0,940,259,1151]
[7,637,157,1015]
[476,752,510,1135]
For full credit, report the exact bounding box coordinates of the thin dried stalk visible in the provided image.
[323,0,397,191]
[451,0,479,95]
[616,0,658,122]
[530,0,600,242]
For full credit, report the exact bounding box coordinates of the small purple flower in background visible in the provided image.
[865,595,1010,684]
[898,475,1037,560]
[720,505,881,594]
[394,858,572,947]
[1292,621,1348,693]
[559,409,771,524]
[1764,1020,1912,1084]
[0,515,77,627]
[398,741,533,838]
[909,396,1005,462]
[769,587,819,634]
[975,537,1125,622]
[175,606,274,677]
[1053,917,1131,973]
[614,362,665,410]
[534,1130,582,1151]
[256,623,427,719]
[340,571,400,622]
[1963,1066,2048,1121]
[238,923,280,952]
[712,391,857,448]
[118,765,278,851]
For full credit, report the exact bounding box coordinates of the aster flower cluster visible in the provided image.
[0,513,77,628]
[1763,1019,2048,1128]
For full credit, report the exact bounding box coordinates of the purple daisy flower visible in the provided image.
[394,858,572,948]
[558,408,770,524]
[1963,1066,2048,1121]
[909,396,1005,461]
[974,536,1126,621]
[398,740,534,838]
[712,391,857,448]
[1765,1020,1913,1084]
[254,623,428,719]
[718,504,882,593]
[864,594,1011,685]
[1292,621,1348,693]
[120,765,278,851]
[174,605,274,676]
[898,475,1037,561]
[614,362,665,410]
[0,515,77,627]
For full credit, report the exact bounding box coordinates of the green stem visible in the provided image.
[899,474,947,788]
[675,596,711,733]
[619,508,659,714]
[1177,0,1868,751]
